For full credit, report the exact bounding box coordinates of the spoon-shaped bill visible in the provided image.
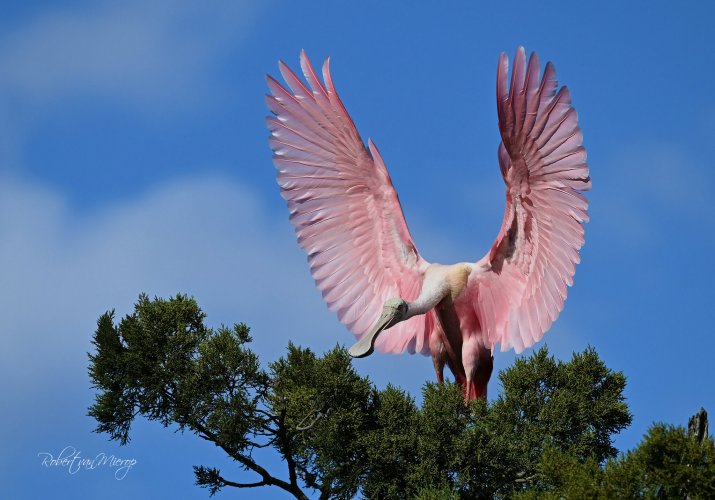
[348,307,400,358]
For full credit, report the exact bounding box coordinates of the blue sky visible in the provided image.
[2,1,714,498]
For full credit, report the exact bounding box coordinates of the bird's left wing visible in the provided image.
[266,51,433,354]
[465,47,591,353]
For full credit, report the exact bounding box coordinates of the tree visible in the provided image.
[518,422,715,499]
[87,294,709,498]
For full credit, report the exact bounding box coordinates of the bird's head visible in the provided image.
[383,297,408,317]
[348,297,409,358]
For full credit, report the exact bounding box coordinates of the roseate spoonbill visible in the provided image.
[265,47,590,400]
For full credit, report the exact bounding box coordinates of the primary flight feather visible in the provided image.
[266,47,590,400]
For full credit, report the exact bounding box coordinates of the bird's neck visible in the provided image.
[406,283,449,318]
[405,263,472,319]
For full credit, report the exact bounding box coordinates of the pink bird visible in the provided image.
[265,47,590,400]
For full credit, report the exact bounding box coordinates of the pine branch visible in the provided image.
[194,466,268,496]
[191,419,309,500]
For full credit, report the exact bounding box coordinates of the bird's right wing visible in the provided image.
[465,47,591,353]
[266,51,433,354]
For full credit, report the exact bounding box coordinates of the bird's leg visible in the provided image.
[465,357,493,401]
[431,349,445,384]
[464,380,474,402]
[434,298,467,386]
[477,353,494,398]
[429,320,447,384]
[431,339,466,386]
[462,338,493,401]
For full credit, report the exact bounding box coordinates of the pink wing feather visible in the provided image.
[466,47,591,353]
[266,51,432,354]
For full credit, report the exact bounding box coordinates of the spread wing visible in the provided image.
[266,51,433,354]
[466,47,591,353]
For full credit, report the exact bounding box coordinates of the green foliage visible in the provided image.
[514,446,606,499]
[89,294,268,448]
[360,384,419,497]
[518,424,715,498]
[616,423,715,497]
[88,294,710,499]
[270,343,375,498]
[358,347,631,499]
[88,294,300,497]
[480,346,632,496]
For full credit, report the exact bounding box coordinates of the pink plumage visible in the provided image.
[266,47,590,400]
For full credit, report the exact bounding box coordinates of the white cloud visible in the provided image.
[0,174,350,389]
[0,1,259,112]
[0,172,496,409]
